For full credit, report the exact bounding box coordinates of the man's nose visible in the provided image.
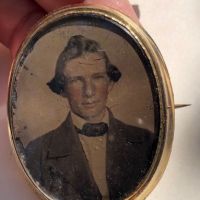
[83,79,95,97]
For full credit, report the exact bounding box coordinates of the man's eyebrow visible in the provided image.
[67,75,83,80]
[95,57,105,61]
[93,72,107,75]
[78,62,94,65]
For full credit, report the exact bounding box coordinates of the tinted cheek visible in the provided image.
[95,82,110,98]
[66,85,83,103]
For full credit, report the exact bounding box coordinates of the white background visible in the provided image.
[131,0,200,199]
[0,0,200,199]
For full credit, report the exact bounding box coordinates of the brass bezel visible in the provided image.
[7,5,174,200]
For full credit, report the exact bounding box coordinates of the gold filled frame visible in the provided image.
[8,5,174,200]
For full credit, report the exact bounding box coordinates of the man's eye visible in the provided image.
[67,77,82,84]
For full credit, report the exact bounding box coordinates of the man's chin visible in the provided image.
[82,113,99,121]
[79,110,104,122]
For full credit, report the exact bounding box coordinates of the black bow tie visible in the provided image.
[76,122,108,137]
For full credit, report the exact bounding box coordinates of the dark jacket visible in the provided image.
[25,112,154,200]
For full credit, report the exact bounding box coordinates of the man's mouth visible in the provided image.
[82,101,99,108]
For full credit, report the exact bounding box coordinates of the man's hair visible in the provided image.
[47,35,121,95]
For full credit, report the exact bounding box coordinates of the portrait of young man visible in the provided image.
[25,35,155,200]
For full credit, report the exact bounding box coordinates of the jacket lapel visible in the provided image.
[44,113,101,199]
[106,111,152,200]
[106,112,127,199]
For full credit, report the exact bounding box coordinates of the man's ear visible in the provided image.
[108,81,114,92]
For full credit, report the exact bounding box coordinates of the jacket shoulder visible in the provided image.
[25,128,56,155]
[112,117,154,144]
[25,117,67,153]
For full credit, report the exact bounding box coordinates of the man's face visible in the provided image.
[63,53,113,122]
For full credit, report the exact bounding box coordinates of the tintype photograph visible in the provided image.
[10,15,159,200]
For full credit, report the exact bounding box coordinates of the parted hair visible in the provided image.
[47,35,121,95]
